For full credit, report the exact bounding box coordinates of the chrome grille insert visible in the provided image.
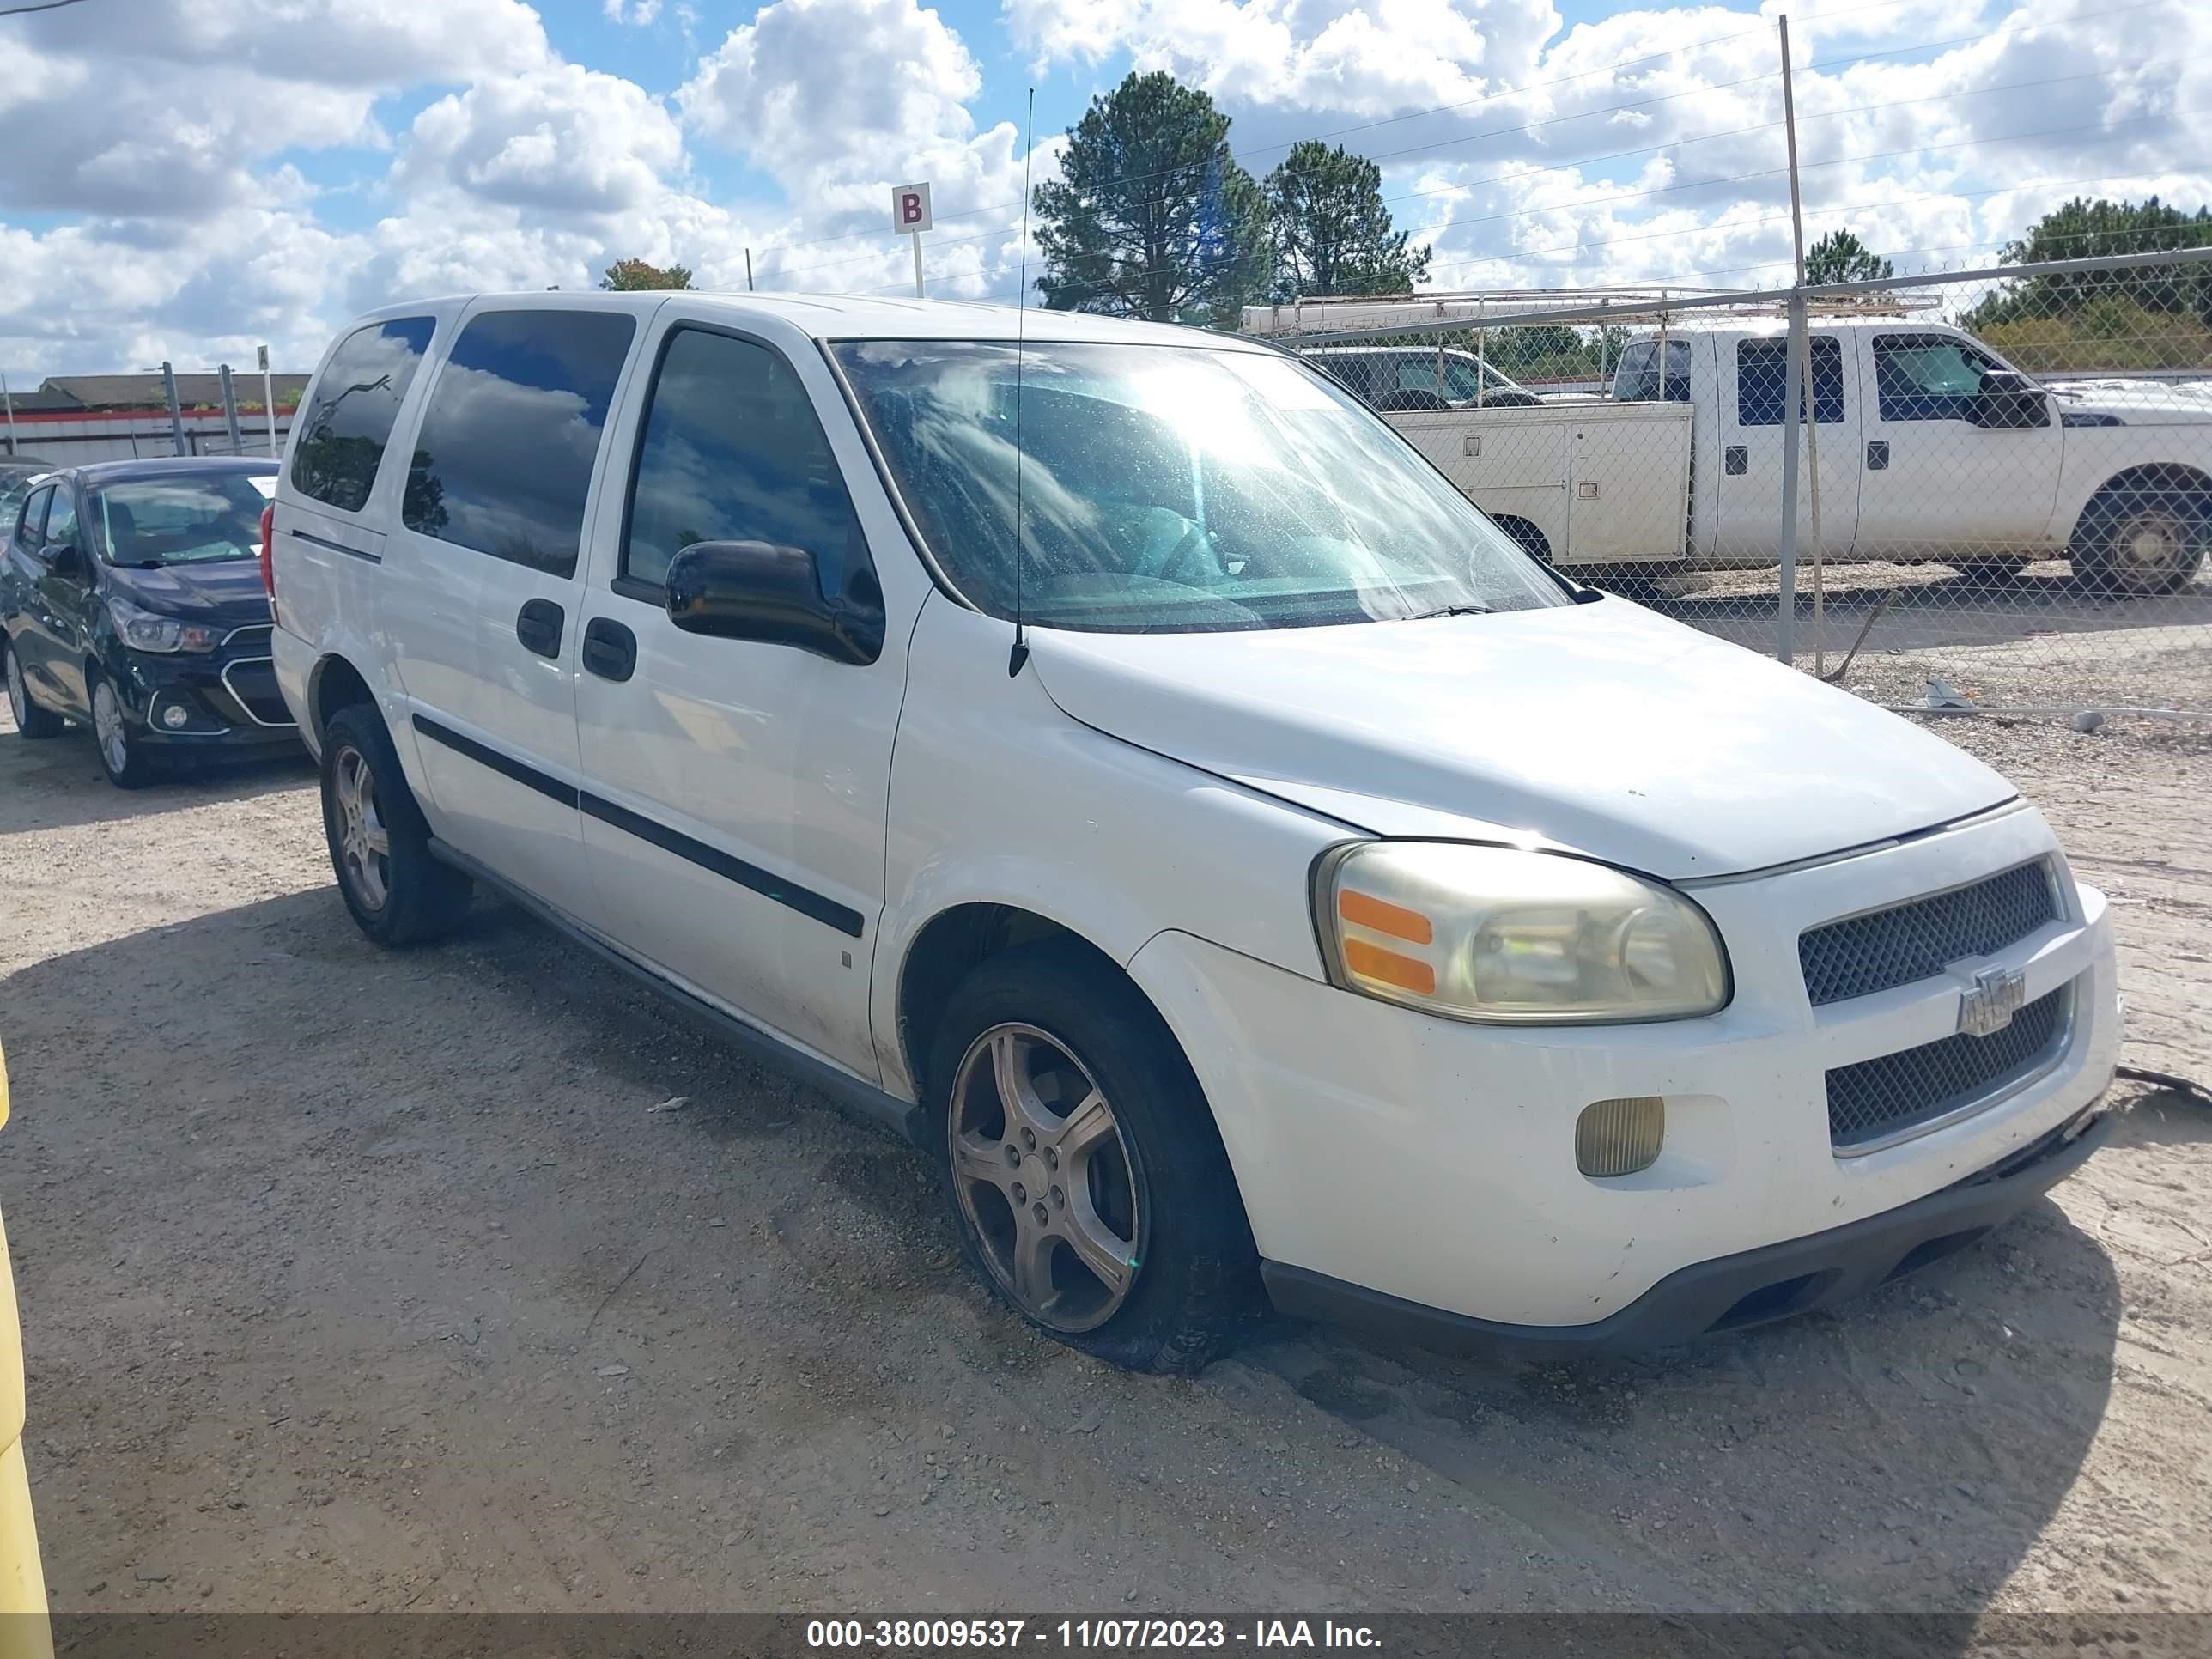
[1826,980,2073,1153]
[1800,860,2057,1007]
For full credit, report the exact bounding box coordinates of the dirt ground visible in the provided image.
[0,693,2207,1620]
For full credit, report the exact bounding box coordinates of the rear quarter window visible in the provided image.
[290,317,437,514]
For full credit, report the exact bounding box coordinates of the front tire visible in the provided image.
[90,672,155,788]
[929,942,1259,1374]
[2,638,63,740]
[320,704,471,946]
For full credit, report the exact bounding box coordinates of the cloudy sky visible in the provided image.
[0,0,2203,382]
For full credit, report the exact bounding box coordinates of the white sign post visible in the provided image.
[892,182,933,299]
[258,343,278,457]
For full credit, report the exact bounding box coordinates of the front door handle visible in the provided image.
[516,598,565,658]
[581,617,636,683]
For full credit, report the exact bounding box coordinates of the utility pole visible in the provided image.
[1775,15,1808,665]
[161,362,187,456]
[219,365,244,453]
[259,344,278,457]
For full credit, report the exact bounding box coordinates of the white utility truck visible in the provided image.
[1251,301,2212,596]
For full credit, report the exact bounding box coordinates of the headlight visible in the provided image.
[107,594,219,653]
[1314,841,1729,1024]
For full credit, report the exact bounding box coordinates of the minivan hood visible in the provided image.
[1027,600,2015,880]
[104,558,271,629]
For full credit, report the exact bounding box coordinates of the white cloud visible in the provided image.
[393,64,687,216]
[1,0,2207,382]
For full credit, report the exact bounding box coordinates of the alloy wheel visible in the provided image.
[92,681,130,776]
[948,1023,1142,1333]
[332,744,392,911]
[2108,507,2195,593]
[4,649,24,725]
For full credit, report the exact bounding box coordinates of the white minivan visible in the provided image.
[267,292,2121,1371]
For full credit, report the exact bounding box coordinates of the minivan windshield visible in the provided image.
[88,474,274,567]
[832,339,1563,633]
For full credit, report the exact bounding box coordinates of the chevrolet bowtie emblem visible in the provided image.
[1958,965,2027,1037]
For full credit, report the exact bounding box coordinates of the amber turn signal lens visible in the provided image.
[1337,888,1434,944]
[1342,938,1437,995]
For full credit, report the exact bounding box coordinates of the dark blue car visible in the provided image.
[1,456,301,787]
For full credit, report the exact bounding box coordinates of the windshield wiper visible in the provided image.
[1402,603,1492,620]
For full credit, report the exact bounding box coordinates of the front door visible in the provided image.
[572,318,921,1078]
[1853,331,2062,559]
[30,484,96,716]
[1713,331,1861,564]
[379,301,647,922]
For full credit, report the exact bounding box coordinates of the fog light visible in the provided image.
[161,702,191,729]
[1576,1096,1665,1176]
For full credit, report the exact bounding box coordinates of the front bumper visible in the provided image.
[1262,1103,2115,1358]
[1126,801,2120,1337]
[106,624,301,753]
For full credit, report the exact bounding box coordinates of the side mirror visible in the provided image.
[46,541,82,576]
[1971,370,2047,429]
[664,539,884,666]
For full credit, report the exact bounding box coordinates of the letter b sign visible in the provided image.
[891,182,933,236]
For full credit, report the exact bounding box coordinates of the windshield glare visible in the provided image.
[91,475,272,567]
[832,339,1562,633]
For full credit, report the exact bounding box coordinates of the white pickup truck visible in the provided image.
[1368,316,2212,596]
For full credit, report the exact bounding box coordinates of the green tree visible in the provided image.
[1263,141,1429,300]
[1965,197,2212,331]
[1803,228,1893,285]
[600,258,694,291]
[1033,70,1270,327]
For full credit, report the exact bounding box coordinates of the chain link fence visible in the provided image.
[1255,246,2212,720]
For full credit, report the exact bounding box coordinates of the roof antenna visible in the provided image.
[1008,85,1036,678]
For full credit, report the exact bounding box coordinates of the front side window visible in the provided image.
[1875,335,2020,422]
[1737,335,1844,426]
[832,338,1563,634]
[404,308,638,577]
[291,317,436,514]
[623,327,869,598]
[88,474,270,566]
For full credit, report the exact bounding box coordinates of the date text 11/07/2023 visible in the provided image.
[805,1620,1383,1650]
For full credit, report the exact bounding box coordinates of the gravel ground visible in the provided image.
[0,692,2206,1620]
[1650,562,2212,714]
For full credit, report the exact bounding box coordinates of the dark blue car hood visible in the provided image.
[104,558,271,630]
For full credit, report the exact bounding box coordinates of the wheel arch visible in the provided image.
[2062,459,2212,546]
[893,902,1127,1106]
[305,652,376,748]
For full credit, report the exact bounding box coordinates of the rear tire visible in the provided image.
[928,941,1260,1374]
[2071,477,2208,597]
[2,638,63,740]
[320,704,471,947]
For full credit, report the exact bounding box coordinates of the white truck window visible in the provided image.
[1613,340,1690,403]
[1736,336,1845,425]
[1873,334,2007,422]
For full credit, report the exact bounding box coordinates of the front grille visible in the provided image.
[218,658,295,727]
[1799,860,2057,1006]
[1826,981,2069,1150]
